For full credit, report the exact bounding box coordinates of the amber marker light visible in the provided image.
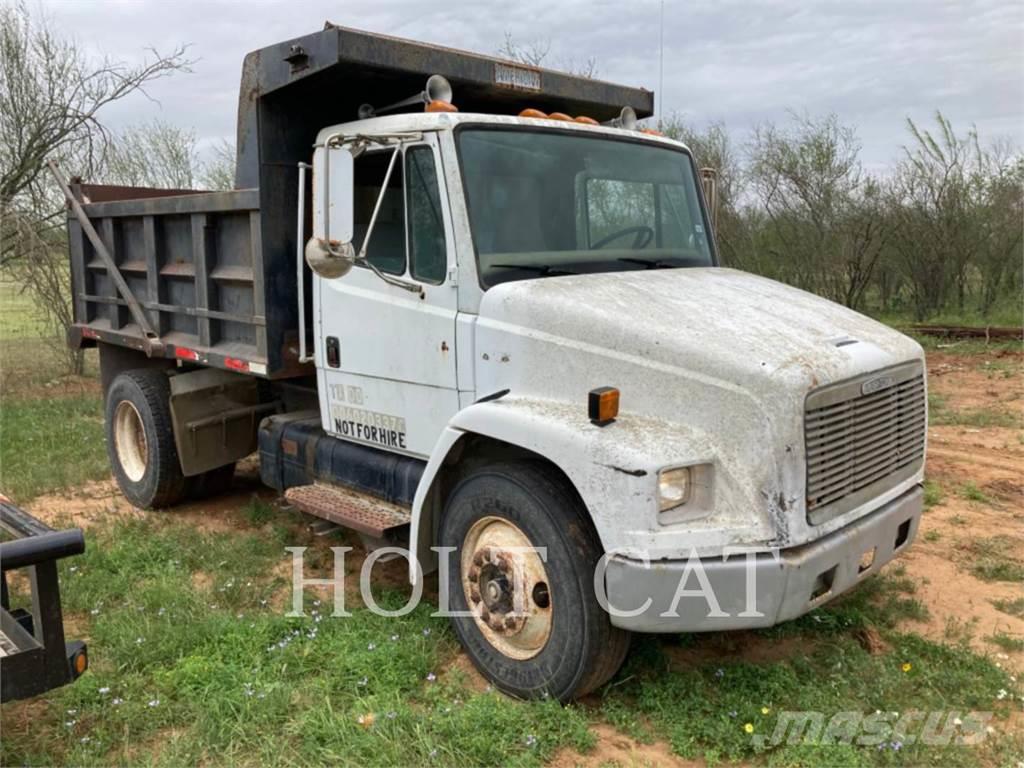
[519,108,548,118]
[425,100,458,113]
[588,387,620,426]
[574,116,598,124]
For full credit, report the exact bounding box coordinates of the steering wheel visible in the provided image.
[591,225,654,250]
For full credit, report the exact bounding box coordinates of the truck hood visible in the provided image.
[477,267,920,394]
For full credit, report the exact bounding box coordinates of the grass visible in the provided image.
[2,510,1019,768]
[990,597,1024,619]
[960,537,1024,583]
[1,516,595,767]
[0,394,109,500]
[985,632,1024,653]
[959,482,990,504]
[0,279,50,339]
[1,290,1021,766]
[923,479,944,508]
[928,392,1024,430]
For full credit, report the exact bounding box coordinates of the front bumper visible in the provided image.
[604,485,922,633]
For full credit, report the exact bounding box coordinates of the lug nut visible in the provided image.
[468,566,479,581]
[504,615,517,629]
[480,608,490,622]
[473,551,486,567]
[489,617,504,631]
[469,585,481,603]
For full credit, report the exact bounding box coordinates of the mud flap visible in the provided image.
[169,368,278,476]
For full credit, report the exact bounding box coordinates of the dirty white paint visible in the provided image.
[305,114,925,583]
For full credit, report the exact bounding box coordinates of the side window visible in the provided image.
[353,149,406,275]
[405,147,447,283]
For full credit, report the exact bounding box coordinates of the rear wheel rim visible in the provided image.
[113,400,148,482]
[461,516,553,660]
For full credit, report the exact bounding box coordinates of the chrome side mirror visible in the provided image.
[307,143,356,279]
[305,237,355,279]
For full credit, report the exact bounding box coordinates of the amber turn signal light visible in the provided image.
[588,387,620,426]
[73,649,88,675]
[425,100,458,113]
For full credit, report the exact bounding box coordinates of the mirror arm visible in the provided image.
[355,256,423,295]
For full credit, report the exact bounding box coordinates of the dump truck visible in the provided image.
[58,24,926,701]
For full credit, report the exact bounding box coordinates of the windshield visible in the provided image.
[457,127,714,288]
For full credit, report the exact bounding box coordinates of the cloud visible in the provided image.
[44,0,1023,167]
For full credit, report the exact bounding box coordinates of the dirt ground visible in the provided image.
[898,349,1024,670]
[22,345,1024,765]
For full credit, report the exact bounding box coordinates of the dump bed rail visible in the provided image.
[64,184,301,377]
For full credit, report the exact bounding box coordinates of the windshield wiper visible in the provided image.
[492,264,578,276]
[618,257,677,269]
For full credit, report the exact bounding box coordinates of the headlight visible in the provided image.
[657,467,691,512]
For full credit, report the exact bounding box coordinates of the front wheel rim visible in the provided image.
[461,516,553,660]
[113,400,148,482]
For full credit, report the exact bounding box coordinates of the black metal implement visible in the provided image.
[0,495,88,703]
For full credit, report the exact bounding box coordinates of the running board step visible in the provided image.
[284,484,411,538]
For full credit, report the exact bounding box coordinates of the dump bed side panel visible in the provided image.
[67,188,299,378]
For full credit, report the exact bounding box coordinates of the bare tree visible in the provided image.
[0,1,191,213]
[0,1,191,374]
[745,112,891,309]
[498,32,597,78]
[659,116,756,268]
[105,120,198,189]
[198,139,237,191]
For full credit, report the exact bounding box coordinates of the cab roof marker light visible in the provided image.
[425,99,458,113]
[574,116,598,125]
[519,108,548,119]
[547,112,573,121]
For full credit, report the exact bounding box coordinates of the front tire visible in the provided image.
[439,461,630,701]
[105,369,187,509]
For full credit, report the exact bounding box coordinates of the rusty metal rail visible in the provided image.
[905,324,1023,341]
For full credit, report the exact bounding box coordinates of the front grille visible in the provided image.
[805,363,926,525]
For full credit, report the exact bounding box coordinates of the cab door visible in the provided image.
[315,135,459,458]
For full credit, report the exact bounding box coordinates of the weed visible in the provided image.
[990,597,1024,619]
[923,479,944,509]
[960,482,990,504]
[922,529,941,543]
[961,537,1024,583]
[985,632,1024,653]
[243,496,277,526]
[929,397,1024,429]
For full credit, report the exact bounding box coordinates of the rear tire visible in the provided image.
[105,369,187,509]
[439,461,630,701]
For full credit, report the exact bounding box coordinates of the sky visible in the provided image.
[42,0,1024,172]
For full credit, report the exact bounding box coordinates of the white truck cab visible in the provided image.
[62,27,925,701]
